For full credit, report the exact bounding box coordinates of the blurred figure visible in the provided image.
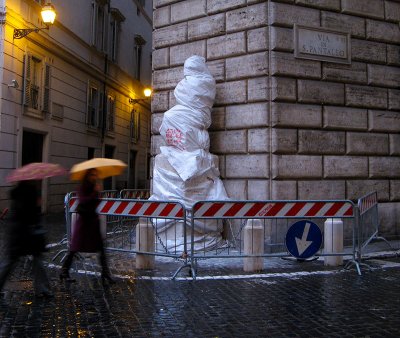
[60,168,115,285]
[0,180,53,298]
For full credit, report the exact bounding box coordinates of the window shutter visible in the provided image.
[42,64,51,114]
[99,91,104,129]
[107,96,115,132]
[103,10,109,53]
[87,85,99,127]
[23,54,32,106]
[130,109,140,143]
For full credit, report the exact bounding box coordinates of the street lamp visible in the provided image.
[129,88,152,104]
[13,3,57,39]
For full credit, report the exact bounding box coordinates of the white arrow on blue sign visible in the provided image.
[285,220,322,259]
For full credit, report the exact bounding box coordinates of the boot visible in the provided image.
[99,249,115,285]
[59,252,76,282]
[59,268,76,282]
[101,271,116,286]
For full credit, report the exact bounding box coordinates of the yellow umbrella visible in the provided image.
[70,158,127,181]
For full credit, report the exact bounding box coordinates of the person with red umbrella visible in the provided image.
[0,162,66,298]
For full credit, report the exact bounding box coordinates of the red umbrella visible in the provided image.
[6,162,67,183]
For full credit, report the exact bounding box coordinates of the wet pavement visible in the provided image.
[1,213,400,337]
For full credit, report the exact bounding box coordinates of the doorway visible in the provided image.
[21,130,44,208]
[22,131,43,165]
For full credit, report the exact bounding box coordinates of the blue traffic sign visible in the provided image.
[285,220,322,259]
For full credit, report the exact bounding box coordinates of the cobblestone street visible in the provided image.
[1,215,400,337]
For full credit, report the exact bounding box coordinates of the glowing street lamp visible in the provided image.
[14,3,57,39]
[41,3,57,25]
[129,88,152,104]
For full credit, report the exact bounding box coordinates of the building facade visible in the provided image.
[152,0,400,237]
[0,0,153,212]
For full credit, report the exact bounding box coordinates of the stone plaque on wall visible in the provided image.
[294,25,351,64]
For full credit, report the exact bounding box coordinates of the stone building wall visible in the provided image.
[152,0,400,236]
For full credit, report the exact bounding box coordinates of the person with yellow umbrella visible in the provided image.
[60,158,126,285]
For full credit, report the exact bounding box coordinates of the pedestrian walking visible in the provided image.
[60,168,115,285]
[0,180,53,298]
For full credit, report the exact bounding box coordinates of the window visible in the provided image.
[30,57,40,110]
[23,53,51,116]
[109,8,125,62]
[130,109,140,143]
[87,83,104,128]
[134,35,146,80]
[91,0,109,52]
[88,86,98,127]
[106,95,115,132]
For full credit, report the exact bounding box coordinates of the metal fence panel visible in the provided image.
[190,199,359,278]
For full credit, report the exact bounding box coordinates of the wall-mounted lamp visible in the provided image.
[13,3,57,39]
[129,88,152,104]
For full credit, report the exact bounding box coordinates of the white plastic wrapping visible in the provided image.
[159,106,210,151]
[150,55,229,252]
[151,154,226,211]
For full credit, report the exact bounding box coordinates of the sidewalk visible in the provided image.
[1,213,400,337]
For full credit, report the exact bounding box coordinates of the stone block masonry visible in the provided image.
[152,0,400,236]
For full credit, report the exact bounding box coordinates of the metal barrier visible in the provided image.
[54,194,390,279]
[120,189,150,199]
[189,199,360,279]
[65,196,189,277]
[358,191,392,257]
[54,190,138,261]
[112,190,150,242]
[99,190,120,231]
[99,190,119,198]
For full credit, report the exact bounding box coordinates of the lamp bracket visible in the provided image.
[129,98,147,104]
[13,26,48,40]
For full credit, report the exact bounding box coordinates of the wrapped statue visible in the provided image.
[150,55,229,252]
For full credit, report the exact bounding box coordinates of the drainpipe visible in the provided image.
[101,53,108,144]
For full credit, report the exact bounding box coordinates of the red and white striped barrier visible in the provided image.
[68,198,184,218]
[358,192,378,215]
[193,201,354,218]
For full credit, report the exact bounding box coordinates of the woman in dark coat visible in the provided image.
[0,180,53,297]
[60,168,114,284]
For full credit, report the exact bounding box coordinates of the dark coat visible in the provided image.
[8,181,44,256]
[70,184,103,252]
